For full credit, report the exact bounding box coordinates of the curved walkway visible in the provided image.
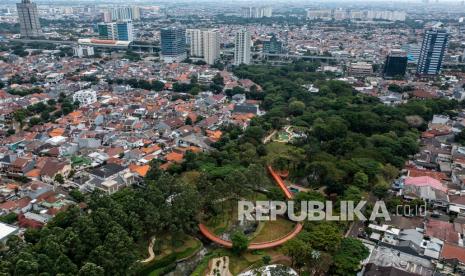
[140,236,156,263]
[198,166,302,250]
[267,166,293,199]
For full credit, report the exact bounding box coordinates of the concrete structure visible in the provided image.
[202,30,221,65]
[263,34,283,54]
[161,27,186,63]
[73,45,95,58]
[417,28,449,75]
[307,9,406,21]
[16,0,41,38]
[187,29,220,65]
[103,6,140,22]
[348,62,373,77]
[77,38,131,49]
[73,89,97,106]
[234,29,251,65]
[97,21,134,42]
[241,7,272,18]
[186,29,203,57]
[0,223,19,243]
[384,50,408,79]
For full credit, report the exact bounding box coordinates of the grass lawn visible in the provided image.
[263,142,299,165]
[250,217,295,243]
[153,235,200,261]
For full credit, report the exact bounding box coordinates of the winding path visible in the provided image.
[198,166,302,250]
[140,236,156,263]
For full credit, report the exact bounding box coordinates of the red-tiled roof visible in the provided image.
[441,243,465,264]
[426,220,459,244]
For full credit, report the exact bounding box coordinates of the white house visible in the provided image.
[73,89,97,106]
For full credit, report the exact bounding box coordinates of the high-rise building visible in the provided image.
[307,9,406,22]
[241,7,272,18]
[73,45,95,58]
[416,28,449,75]
[383,50,408,79]
[186,29,220,65]
[103,6,140,22]
[234,29,251,65]
[17,0,42,38]
[186,29,203,57]
[263,34,283,54]
[161,27,187,63]
[202,30,220,65]
[97,21,134,42]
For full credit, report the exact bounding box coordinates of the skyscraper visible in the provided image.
[416,28,449,75]
[234,29,251,65]
[186,29,220,65]
[103,6,141,22]
[241,7,272,18]
[97,21,134,42]
[383,50,408,79]
[161,27,187,63]
[202,30,220,65]
[263,34,283,54]
[186,29,203,57]
[17,0,41,38]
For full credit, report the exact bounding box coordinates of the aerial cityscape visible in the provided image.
[1,0,465,275]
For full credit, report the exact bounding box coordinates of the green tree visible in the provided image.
[282,238,311,268]
[262,255,271,265]
[456,129,465,145]
[331,238,369,275]
[288,100,306,116]
[28,117,41,126]
[13,109,27,126]
[353,171,369,189]
[231,231,249,254]
[40,111,50,122]
[69,189,85,202]
[54,174,64,184]
[300,222,342,252]
[373,180,389,199]
[151,80,165,91]
[78,263,104,276]
[212,73,224,86]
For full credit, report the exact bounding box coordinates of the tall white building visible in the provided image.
[241,7,272,18]
[203,30,220,65]
[17,0,42,38]
[186,29,203,57]
[73,45,95,58]
[186,29,220,65]
[234,29,251,65]
[103,6,140,22]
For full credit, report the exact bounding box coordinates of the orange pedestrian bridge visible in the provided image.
[198,166,303,250]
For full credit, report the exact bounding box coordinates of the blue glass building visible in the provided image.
[97,21,133,42]
[160,27,187,62]
[416,29,449,75]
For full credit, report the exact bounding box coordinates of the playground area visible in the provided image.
[272,125,306,143]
